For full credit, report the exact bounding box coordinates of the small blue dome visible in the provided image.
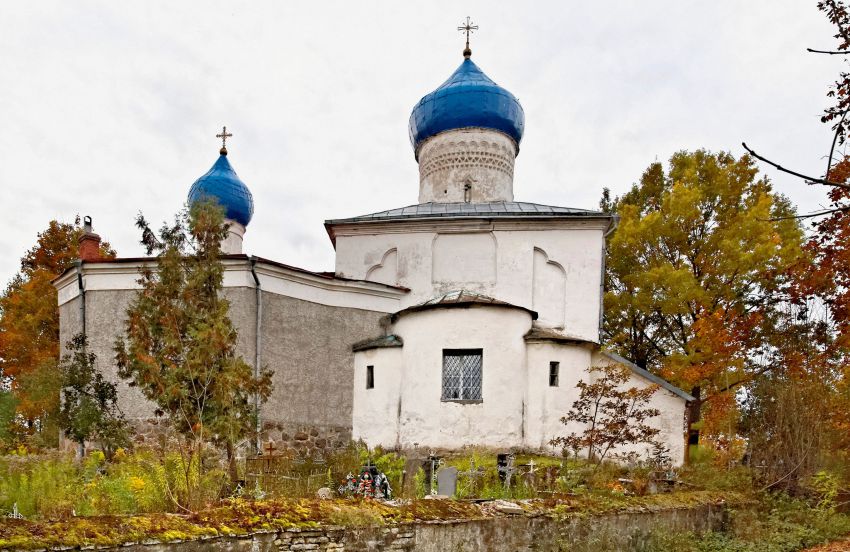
[187,153,254,226]
[409,58,525,156]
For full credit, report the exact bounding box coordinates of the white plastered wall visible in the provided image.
[355,306,533,450]
[352,321,689,464]
[333,222,606,342]
[524,342,593,451]
[586,351,688,465]
[55,259,405,313]
[352,347,404,447]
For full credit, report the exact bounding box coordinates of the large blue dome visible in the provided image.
[408,58,525,156]
[187,153,254,226]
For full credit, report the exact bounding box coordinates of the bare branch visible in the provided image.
[807,47,849,54]
[826,106,850,177]
[742,142,850,190]
[769,206,850,221]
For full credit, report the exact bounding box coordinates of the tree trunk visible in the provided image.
[685,386,702,465]
[225,440,239,486]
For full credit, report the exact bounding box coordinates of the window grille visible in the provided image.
[442,349,483,401]
[549,361,560,387]
[366,366,374,389]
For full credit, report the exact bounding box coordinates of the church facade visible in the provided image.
[55,48,693,462]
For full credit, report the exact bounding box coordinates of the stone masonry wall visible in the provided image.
[58,286,385,453]
[110,504,728,552]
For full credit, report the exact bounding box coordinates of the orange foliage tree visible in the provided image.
[0,218,114,443]
[602,150,805,444]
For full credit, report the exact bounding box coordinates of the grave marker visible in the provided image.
[437,466,458,497]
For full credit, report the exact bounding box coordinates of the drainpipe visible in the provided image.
[73,259,86,459]
[598,214,620,339]
[249,256,262,456]
[75,260,86,336]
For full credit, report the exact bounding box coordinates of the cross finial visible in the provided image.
[458,16,478,59]
[216,126,233,155]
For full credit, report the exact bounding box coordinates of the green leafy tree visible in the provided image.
[550,364,660,465]
[602,150,804,440]
[58,333,127,458]
[114,201,272,505]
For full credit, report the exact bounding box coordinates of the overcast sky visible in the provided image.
[0,1,842,284]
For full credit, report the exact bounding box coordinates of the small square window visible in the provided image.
[549,361,559,387]
[442,349,483,402]
[366,365,374,389]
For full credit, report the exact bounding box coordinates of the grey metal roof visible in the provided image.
[601,351,696,402]
[325,201,607,225]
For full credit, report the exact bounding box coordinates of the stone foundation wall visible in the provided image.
[121,419,352,460]
[259,422,352,457]
[110,504,728,552]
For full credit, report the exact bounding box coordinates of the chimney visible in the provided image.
[78,216,102,262]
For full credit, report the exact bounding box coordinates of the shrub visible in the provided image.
[413,467,427,498]
[0,454,79,517]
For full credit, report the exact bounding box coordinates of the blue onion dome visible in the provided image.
[187,150,254,226]
[408,58,525,158]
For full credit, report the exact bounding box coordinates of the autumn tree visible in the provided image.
[550,364,660,465]
[0,218,114,445]
[602,150,805,441]
[740,372,834,492]
[739,1,850,479]
[57,333,127,458]
[114,201,272,505]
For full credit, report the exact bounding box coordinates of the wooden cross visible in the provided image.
[264,440,277,456]
[216,126,233,151]
[458,16,478,58]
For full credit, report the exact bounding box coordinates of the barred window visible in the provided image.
[442,349,483,402]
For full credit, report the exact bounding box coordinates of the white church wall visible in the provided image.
[588,351,688,465]
[390,307,533,450]
[333,221,607,342]
[432,232,497,287]
[352,347,404,447]
[532,248,567,328]
[416,129,517,204]
[55,258,405,313]
[495,229,604,341]
[365,248,398,287]
[525,342,593,450]
[335,233,435,295]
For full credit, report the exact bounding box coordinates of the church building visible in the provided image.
[54,40,693,462]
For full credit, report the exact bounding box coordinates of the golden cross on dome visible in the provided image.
[458,16,478,58]
[216,126,233,155]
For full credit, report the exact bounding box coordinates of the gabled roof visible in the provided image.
[391,290,538,322]
[325,201,607,225]
[601,351,696,402]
